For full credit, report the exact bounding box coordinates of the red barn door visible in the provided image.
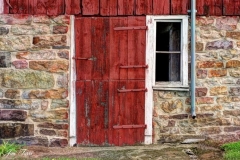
[75,17,147,146]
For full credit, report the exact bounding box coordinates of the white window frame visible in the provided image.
[146,15,189,91]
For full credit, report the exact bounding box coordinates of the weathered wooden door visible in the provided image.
[75,17,147,146]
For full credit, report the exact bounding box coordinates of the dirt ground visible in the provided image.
[2,143,223,160]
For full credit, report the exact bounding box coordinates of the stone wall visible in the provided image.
[0,15,70,147]
[153,16,240,144]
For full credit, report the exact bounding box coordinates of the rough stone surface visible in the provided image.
[0,123,34,138]
[206,40,233,50]
[195,88,208,97]
[0,110,27,121]
[2,70,55,89]
[49,138,68,147]
[29,61,69,73]
[5,89,20,99]
[0,15,70,146]
[210,86,228,96]
[197,61,223,68]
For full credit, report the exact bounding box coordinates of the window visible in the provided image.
[146,16,188,91]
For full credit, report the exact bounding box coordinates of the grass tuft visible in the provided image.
[221,141,240,160]
[0,141,23,157]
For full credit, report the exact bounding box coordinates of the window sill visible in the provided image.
[153,85,189,91]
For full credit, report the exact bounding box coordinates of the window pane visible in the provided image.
[156,22,181,82]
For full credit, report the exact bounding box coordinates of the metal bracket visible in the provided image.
[72,56,97,61]
[113,125,147,129]
[114,26,148,30]
[120,65,148,69]
[117,88,148,93]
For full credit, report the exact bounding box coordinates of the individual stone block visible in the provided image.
[57,74,68,88]
[0,52,11,68]
[196,88,208,97]
[16,136,48,146]
[5,89,20,99]
[0,99,32,110]
[29,61,68,73]
[230,69,240,78]
[27,88,68,99]
[0,110,27,121]
[199,105,223,112]
[0,27,9,35]
[196,97,214,104]
[2,70,54,89]
[224,110,240,117]
[215,17,239,31]
[160,100,183,113]
[40,129,56,136]
[199,127,221,135]
[0,36,31,51]
[230,87,240,96]
[57,50,69,59]
[210,86,228,96]
[197,61,223,68]
[11,25,50,35]
[12,60,28,69]
[0,15,32,25]
[53,26,68,34]
[169,114,188,119]
[37,123,68,130]
[226,32,240,40]
[226,60,240,68]
[224,127,240,132]
[51,100,69,109]
[196,17,214,26]
[49,138,68,147]
[197,70,207,79]
[52,15,70,25]
[206,40,233,50]
[208,69,227,78]
[16,51,56,60]
[33,35,67,47]
[0,123,34,138]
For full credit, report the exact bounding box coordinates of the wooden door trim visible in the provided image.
[70,15,77,146]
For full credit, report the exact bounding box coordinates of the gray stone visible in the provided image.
[51,100,69,109]
[0,123,34,138]
[16,136,49,146]
[206,40,233,50]
[0,110,27,121]
[16,50,56,60]
[0,27,9,35]
[11,25,50,35]
[0,52,11,68]
[2,70,54,89]
[0,36,31,51]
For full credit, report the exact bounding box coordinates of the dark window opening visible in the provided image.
[155,22,181,82]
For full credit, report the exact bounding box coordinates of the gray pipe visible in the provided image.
[191,0,196,119]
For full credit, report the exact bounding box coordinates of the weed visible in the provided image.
[0,141,23,157]
[221,141,240,160]
[41,158,98,160]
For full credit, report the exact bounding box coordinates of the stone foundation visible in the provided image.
[153,16,240,144]
[0,15,70,147]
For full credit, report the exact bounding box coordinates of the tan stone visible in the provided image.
[210,86,227,96]
[160,100,183,113]
[5,89,20,99]
[158,91,175,99]
[29,61,69,73]
[197,61,223,68]
[208,69,227,78]
[230,69,240,78]
[226,32,240,40]
[199,127,221,135]
[199,105,223,112]
[196,97,214,105]
[226,60,240,68]
[28,88,67,99]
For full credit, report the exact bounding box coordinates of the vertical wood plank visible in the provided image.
[197,0,222,16]
[171,0,190,15]
[9,0,29,14]
[91,18,110,80]
[153,0,170,15]
[118,0,135,15]
[127,16,146,80]
[82,0,99,15]
[90,81,109,145]
[223,0,240,15]
[65,0,81,15]
[109,17,128,80]
[33,0,64,15]
[76,81,91,145]
[75,18,92,80]
[136,0,153,15]
[100,0,117,16]
[109,81,120,145]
